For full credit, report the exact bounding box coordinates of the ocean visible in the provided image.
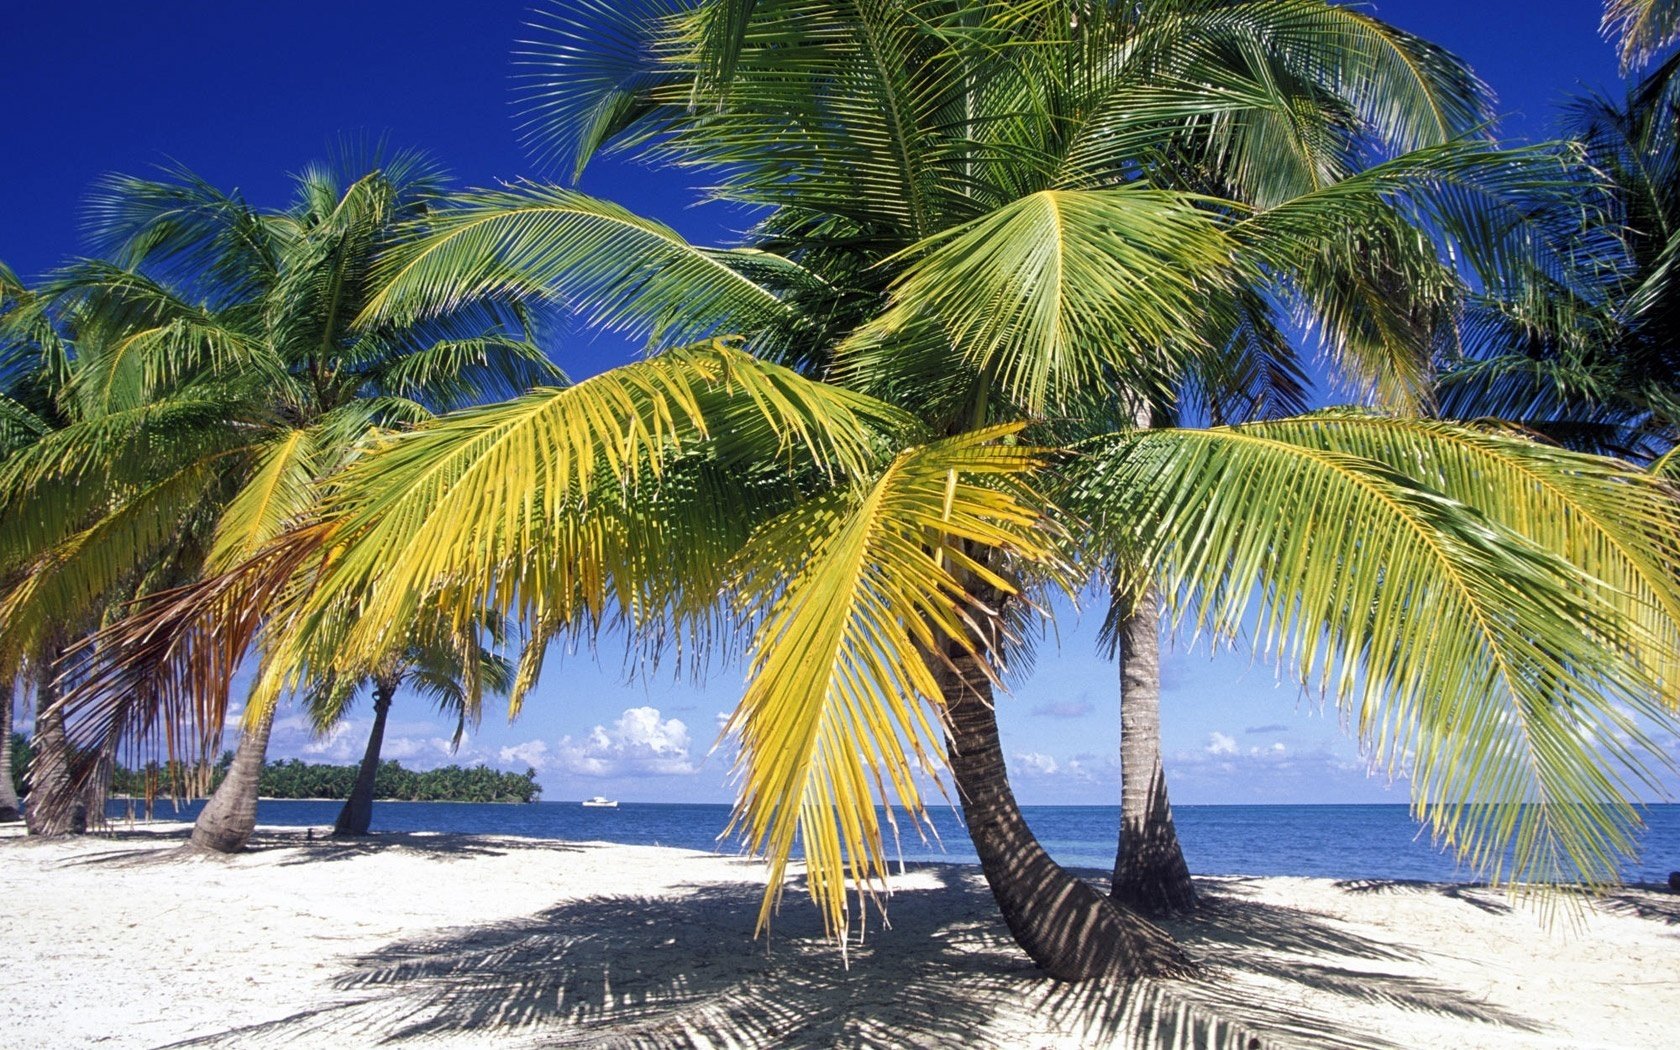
[104,799,1680,885]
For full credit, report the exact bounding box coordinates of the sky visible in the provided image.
[3,2,1674,806]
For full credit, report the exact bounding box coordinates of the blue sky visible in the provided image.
[4,2,1675,805]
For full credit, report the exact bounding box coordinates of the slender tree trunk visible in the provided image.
[1110,587,1197,915]
[25,649,86,837]
[333,679,395,837]
[0,679,21,822]
[935,641,1193,980]
[189,706,274,853]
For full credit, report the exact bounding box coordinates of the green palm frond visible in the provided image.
[725,425,1060,945]
[841,187,1235,415]
[0,456,226,675]
[1248,410,1680,691]
[359,184,811,347]
[1069,420,1680,888]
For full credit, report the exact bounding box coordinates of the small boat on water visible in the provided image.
[581,796,619,808]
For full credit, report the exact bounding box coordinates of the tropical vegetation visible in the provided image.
[8,0,1680,988]
[0,151,555,847]
[104,756,542,806]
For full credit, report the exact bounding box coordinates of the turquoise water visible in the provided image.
[107,799,1680,885]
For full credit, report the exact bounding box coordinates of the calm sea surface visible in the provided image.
[105,799,1680,884]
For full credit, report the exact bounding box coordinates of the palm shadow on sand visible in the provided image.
[164,867,1548,1049]
[42,828,583,869]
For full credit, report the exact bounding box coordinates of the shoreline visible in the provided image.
[4,824,1677,1048]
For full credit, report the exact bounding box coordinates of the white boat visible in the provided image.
[581,796,619,808]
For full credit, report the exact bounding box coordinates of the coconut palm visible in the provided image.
[0,153,559,848]
[325,621,515,838]
[43,0,1680,983]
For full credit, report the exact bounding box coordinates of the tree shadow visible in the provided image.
[1331,878,1514,915]
[1594,886,1680,925]
[164,866,1550,1049]
[40,829,584,869]
[263,831,588,866]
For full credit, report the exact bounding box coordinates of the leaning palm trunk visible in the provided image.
[333,679,395,837]
[0,679,21,821]
[1110,587,1196,915]
[189,706,274,853]
[25,649,85,836]
[934,637,1193,979]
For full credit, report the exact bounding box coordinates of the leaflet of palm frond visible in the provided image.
[1068,421,1680,887]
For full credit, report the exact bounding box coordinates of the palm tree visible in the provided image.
[44,1,1680,983]
[326,623,514,838]
[0,679,18,822]
[0,152,558,850]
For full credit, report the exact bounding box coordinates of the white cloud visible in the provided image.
[298,721,360,762]
[556,706,699,777]
[499,739,551,771]
[1206,732,1238,756]
[1014,751,1060,776]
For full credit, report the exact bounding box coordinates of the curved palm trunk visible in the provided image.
[189,706,274,853]
[935,641,1193,980]
[0,679,21,822]
[25,651,86,837]
[333,679,395,837]
[1110,588,1196,915]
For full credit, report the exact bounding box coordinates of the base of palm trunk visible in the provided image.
[938,648,1194,980]
[190,708,275,854]
[1111,830,1198,917]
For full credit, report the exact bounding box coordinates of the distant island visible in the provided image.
[11,737,540,806]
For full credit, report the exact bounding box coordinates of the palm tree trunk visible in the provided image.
[0,679,21,822]
[25,649,86,837]
[189,706,274,853]
[935,640,1193,980]
[1110,587,1197,916]
[333,679,395,837]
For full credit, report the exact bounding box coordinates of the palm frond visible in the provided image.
[725,425,1060,946]
[1069,420,1680,888]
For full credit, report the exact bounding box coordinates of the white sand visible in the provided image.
[1,823,1675,1049]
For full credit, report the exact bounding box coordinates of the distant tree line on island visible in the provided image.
[9,735,538,805]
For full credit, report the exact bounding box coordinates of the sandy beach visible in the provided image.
[0,823,1675,1049]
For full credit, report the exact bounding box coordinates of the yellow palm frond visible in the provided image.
[724,425,1061,949]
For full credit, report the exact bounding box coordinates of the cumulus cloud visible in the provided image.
[1245,723,1291,735]
[297,721,359,762]
[1031,697,1095,719]
[1206,732,1238,756]
[556,706,699,777]
[1014,751,1060,776]
[499,739,551,771]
